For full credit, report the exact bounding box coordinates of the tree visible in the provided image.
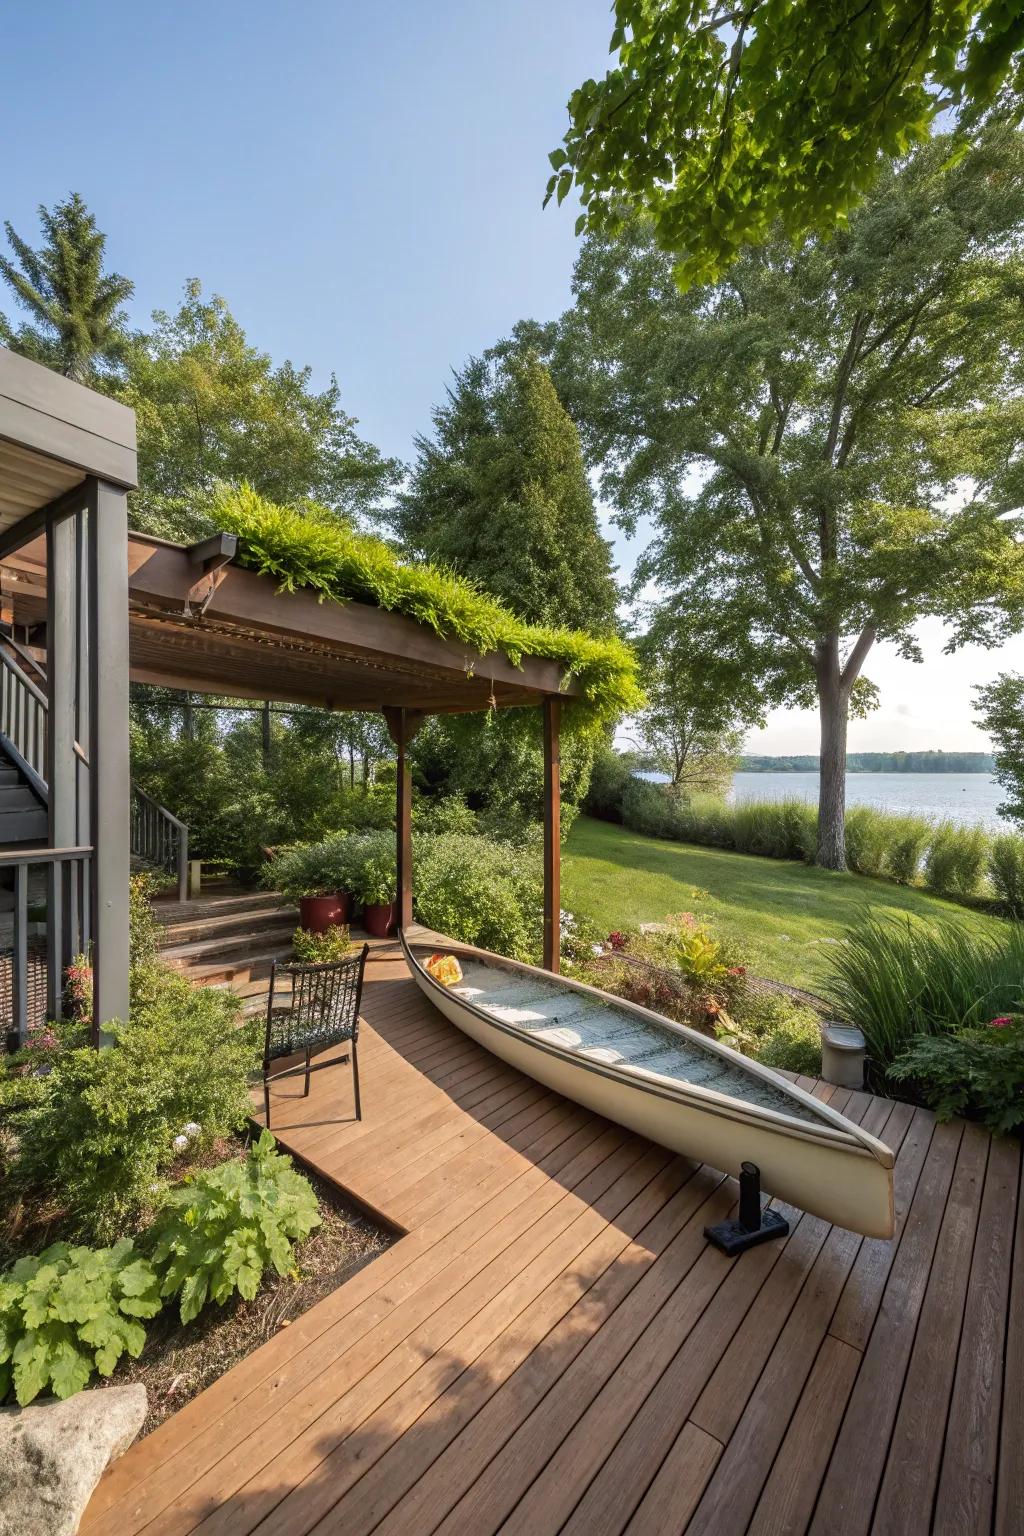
[975,674,1024,826]
[123,281,402,540]
[0,194,133,380]
[548,1,1024,286]
[397,352,618,633]
[634,610,759,791]
[556,125,1024,868]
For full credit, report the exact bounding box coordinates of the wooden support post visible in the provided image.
[543,696,561,974]
[383,707,424,933]
[87,478,131,1042]
[46,507,79,1018]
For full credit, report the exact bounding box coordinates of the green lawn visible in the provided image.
[563,816,1006,993]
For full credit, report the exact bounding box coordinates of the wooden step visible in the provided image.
[0,806,49,844]
[161,921,298,968]
[153,888,289,921]
[157,903,295,945]
[179,944,296,988]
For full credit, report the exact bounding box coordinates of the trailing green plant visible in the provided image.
[889,1017,1024,1135]
[292,925,354,964]
[8,978,258,1241]
[988,833,1024,917]
[820,916,1024,1081]
[413,832,542,962]
[209,483,643,729]
[149,1131,321,1324]
[347,830,397,907]
[0,1239,161,1405]
[923,823,990,900]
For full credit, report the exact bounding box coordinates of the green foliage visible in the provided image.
[123,281,402,541]
[412,793,477,835]
[396,352,618,633]
[0,193,133,382]
[843,807,934,884]
[549,2,1024,286]
[9,977,258,1241]
[413,833,542,962]
[0,1240,160,1405]
[989,833,1024,916]
[889,1018,1024,1136]
[923,823,991,899]
[344,829,397,908]
[725,991,823,1077]
[150,1131,321,1324]
[212,483,642,730]
[268,834,353,900]
[974,672,1024,827]
[554,127,1024,866]
[583,744,635,823]
[821,917,1024,1080]
[291,925,354,964]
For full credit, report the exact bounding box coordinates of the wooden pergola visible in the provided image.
[1,529,577,971]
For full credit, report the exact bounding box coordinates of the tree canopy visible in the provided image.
[0,193,133,381]
[123,281,402,541]
[396,352,618,634]
[552,123,1024,866]
[548,1,1024,286]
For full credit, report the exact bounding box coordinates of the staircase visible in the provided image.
[154,886,298,1014]
[0,744,48,847]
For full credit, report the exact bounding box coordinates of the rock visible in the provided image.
[0,1384,147,1536]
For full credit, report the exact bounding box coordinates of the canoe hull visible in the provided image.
[405,938,894,1240]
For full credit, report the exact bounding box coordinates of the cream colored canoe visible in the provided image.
[402,934,894,1239]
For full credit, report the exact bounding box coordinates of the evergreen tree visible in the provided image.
[0,194,133,382]
[398,353,618,634]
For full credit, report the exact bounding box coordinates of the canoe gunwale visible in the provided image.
[400,931,893,1169]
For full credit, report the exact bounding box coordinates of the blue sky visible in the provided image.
[3,1,1020,752]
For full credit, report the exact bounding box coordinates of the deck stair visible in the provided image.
[154,887,298,1014]
[0,745,48,847]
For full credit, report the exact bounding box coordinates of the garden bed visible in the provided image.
[96,1158,392,1438]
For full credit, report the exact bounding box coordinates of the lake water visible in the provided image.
[732,771,1008,830]
[638,770,1009,829]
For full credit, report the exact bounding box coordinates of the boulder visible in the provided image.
[0,1384,147,1536]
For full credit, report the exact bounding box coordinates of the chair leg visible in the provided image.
[264,1075,271,1129]
[352,1038,362,1122]
[304,1048,311,1097]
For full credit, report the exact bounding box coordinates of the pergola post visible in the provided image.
[45,504,80,1018]
[87,476,131,1042]
[383,707,423,933]
[543,696,561,974]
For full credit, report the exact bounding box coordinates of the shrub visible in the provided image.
[621,777,683,840]
[413,794,477,835]
[347,830,397,907]
[989,833,1024,916]
[266,834,351,900]
[0,1239,161,1405]
[753,1011,822,1075]
[884,815,933,885]
[292,925,354,964]
[844,806,895,878]
[889,1017,1024,1135]
[583,746,633,823]
[10,978,258,1240]
[671,793,736,848]
[923,822,990,899]
[413,833,542,961]
[150,1131,321,1323]
[820,916,1024,1081]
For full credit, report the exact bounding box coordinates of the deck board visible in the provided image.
[84,938,1022,1535]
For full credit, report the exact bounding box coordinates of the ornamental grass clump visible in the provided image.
[922,822,990,899]
[988,832,1024,916]
[209,483,643,729]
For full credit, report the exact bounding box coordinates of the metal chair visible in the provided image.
[262,944,368,1128]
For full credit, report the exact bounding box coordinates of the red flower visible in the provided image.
[607,931,626,951]
[727,966,746,977]
[990,1015,1014,1029]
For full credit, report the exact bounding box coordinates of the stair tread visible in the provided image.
[161,923,298,962]
[157,906,295,941]
[180,944,297,983]
[155,891,289,923]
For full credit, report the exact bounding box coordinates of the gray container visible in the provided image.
[820,1022,867,1090]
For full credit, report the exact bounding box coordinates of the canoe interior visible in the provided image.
[428,952,827,1129]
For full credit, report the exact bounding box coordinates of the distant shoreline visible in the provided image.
[740,753,994,774]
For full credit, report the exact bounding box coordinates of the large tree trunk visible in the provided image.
[816,640,849,870]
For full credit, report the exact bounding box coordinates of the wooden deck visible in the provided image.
[84,939,1023,1535]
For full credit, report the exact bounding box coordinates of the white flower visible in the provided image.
[172,1134,189,1153]
[181,1122,202,1139]
[591,944,604,956]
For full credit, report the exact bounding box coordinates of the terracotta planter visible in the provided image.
[362,900,397,938]
[298,894,349,933]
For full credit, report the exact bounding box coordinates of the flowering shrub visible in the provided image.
[889,1015,1024,1135]
[63,955,93,1022]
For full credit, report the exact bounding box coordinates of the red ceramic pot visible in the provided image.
[362,900,397,938]
[298,894,349,933]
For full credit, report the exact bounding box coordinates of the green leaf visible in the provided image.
[49,1340,93,1399]
[179,1269,209,1325]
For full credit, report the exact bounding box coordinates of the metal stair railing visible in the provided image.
[0,633,190,903]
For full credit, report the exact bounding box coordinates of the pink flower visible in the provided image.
[989,1015,1014,1029]
[727,966,746,977]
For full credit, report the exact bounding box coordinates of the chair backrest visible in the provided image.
[268,943,368,1053]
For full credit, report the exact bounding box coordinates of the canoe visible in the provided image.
[402,933,895,1239]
